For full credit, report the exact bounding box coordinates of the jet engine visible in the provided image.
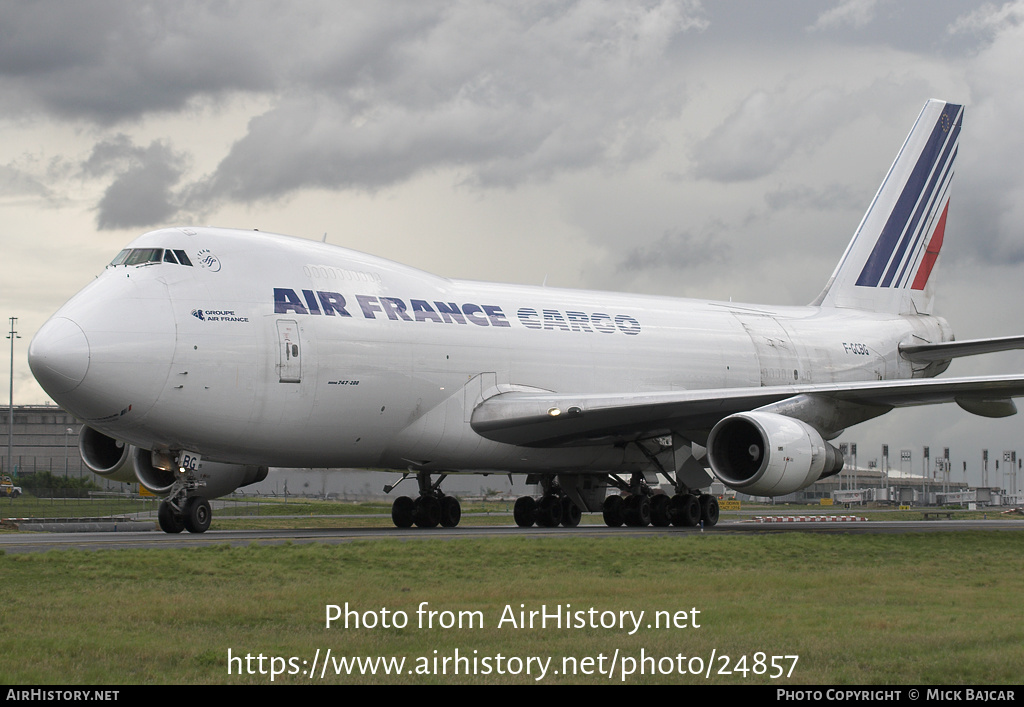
[80,426,136,483]
[78,427,268,498]
[706,412,844,496]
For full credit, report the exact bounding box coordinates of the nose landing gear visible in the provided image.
[156,471,212,534]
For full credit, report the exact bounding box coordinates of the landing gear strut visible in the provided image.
[388,471,462,529]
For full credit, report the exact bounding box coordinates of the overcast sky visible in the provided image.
[3,0,1024,487]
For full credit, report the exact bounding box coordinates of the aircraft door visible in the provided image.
[735,314,801,386]
[276,319,302,383]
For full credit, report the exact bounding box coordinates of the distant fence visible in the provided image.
[0,492,161,520]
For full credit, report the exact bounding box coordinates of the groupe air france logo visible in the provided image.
[191,308,250,324]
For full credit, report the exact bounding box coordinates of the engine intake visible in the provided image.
[707,412,844,496]
[79,426,135,483]
[132,447,178,494]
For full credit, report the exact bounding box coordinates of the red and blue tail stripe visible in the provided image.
[855,102,961,290]
[814,100,962,315]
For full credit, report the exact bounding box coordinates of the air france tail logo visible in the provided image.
[856,103,961,291]
[273,288,642,335]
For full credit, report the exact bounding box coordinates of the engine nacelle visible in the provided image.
[132,448,268,498]
[79,426,136,483]
[706,412,844,496]
[131,447,178,494]
[79,427,268,499]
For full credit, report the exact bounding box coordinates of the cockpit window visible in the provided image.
[107,248,195,268]
[124,248,163,266]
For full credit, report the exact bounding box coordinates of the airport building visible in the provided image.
[764,466,1018,507]
[2,404,87,479]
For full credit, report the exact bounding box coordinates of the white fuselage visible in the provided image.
[33,227,951,472]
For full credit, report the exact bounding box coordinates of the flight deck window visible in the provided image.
[124,248,163,266]
[107,247,195,268]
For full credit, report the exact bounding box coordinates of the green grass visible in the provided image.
[1,532,1022,685]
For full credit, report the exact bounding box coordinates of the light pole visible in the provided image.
[7,317,20,478]
[64,427,73,477]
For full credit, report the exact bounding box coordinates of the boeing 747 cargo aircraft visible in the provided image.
[27,99,1024,533]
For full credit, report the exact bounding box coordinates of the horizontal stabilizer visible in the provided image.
[900,334,1024,363]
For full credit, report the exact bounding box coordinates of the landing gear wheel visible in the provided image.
[560,497,582,527]
[413,495,441,528]
[158,500,185,534]
[183,497,212,534]
[602,495,624,527]
[669,494,701,527]
[535,495,563,527]
[650,494,672,527]
[513,496,537,527]
[440,496,462,528]
[699,495,720,527]
[623,494,651,527]
[392,496,415,528]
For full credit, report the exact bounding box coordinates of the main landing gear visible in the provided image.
[596,471,719,528]
[512,472,719,529]
[513,477,582,528]
[600,490,719,528]
[388,471,462,529]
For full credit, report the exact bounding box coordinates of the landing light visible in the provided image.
[547,407,561,417]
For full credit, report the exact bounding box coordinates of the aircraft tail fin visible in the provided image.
[813,99,962,314]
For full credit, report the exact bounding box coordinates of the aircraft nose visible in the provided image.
[28,317,91,396]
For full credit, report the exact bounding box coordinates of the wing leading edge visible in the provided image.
[470,374,1024,448]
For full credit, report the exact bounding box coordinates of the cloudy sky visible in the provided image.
[3,0,1024,487]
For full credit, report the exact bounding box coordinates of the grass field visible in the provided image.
[1,530,1022,685]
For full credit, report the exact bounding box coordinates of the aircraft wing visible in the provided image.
[470,374,1024,447]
